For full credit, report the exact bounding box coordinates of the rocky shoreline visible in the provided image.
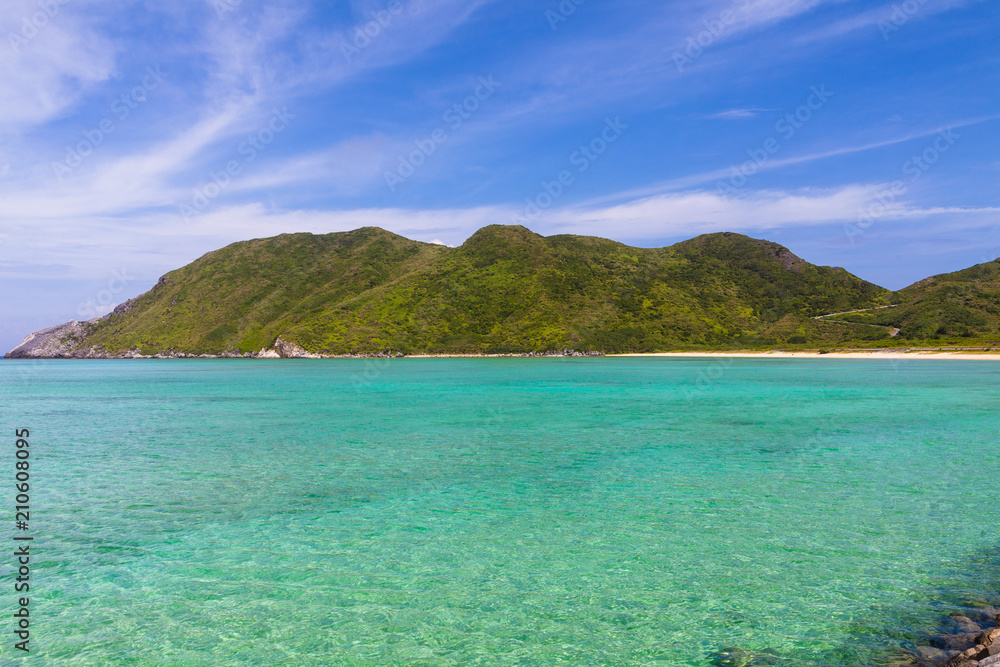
[9,347,606,360]
[6,319,999,361]
[2,322,605,359]
[897,607,1000,667]
[706,604,1000,667]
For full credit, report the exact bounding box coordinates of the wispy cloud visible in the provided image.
[796,0,979,42]
[290,0,498,90]
[543,185,896,239]
[0,0,117,128]
[0,0,502,224]
[706,107,774,120]
[579,115,1000,207]
[216,133,400,197]
[8,183,993,280]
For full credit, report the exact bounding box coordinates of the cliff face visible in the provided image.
[6,225,899,358]
[7,322,90,359]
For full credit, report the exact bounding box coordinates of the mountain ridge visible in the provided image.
[6,225,998,358]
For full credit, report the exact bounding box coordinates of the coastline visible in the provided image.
[7,349,1000,360]
[8,322,1000,361]
[615,350,1000,360]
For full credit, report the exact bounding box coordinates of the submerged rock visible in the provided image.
[948,615,984,634]
[901,605,1000,667]
[932,633,982,650]
[912,645,952,663]
[709,647,786,666]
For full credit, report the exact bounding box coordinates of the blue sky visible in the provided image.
[1,0,998,352]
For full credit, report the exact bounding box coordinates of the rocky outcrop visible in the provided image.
[897,609,1000,667]
[5,321,87,358]
[518,348,603,357]
[706,607,1000,667]
[274,338,317,358]
[5,327,606,360]
[112,298,137,316]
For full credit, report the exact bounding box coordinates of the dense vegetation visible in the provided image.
[75,225,901,355]
[827,257,1000,345]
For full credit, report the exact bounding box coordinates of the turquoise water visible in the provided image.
[1,358,998,665]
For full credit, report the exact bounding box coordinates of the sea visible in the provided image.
[1,357,997,665]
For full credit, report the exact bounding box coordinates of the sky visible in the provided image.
[1,0,998,353]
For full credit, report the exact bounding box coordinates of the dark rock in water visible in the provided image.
[901,603,1000,667]
[967,608,1000,625]
[948,615,983,634]
[931,632,981,650]
[709,647,786,666]
[911,644,952,663]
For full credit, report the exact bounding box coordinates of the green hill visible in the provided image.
[826,257,1000,342]
[8,226,900,357]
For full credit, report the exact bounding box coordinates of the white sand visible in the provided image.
[615,351,1000,360]
[397,350,1000,360]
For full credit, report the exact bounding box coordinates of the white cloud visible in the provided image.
[0,202,509,280]
[227,133,400,196]
[0,0,117,129]
[540,185,897,239]
[706,108,773,120]
[728,0,831,27]
[8,183,994,283]
[579,115,1000,208]
[0,0,504,227]
[796,0,978,43]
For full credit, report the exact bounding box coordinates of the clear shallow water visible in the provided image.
[1,358,998,666]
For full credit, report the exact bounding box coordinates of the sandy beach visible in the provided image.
[397,350,1000,360]
[616,350,1000,360]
